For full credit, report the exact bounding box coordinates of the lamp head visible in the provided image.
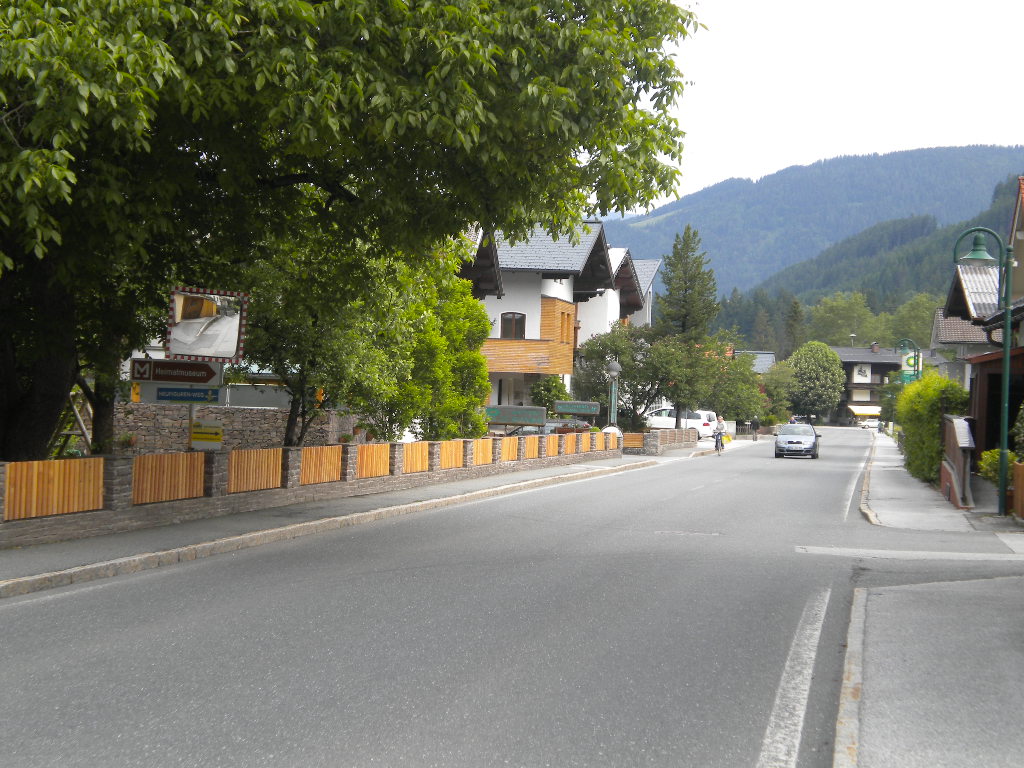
[959,232,997,264]
[606,359,621,380]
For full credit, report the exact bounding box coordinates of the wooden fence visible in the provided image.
[133,452,204,505]
[300,445,343,485]
[473,438,492,465]
[228,448,283,493]
[3,457,104,521]
[404,442,430,474]
[524,435,540,459]
[580,432,591,452]
[440,440,463,470]
[545,434,559,456]
[500,437,518,461]
[623,433,644,449]
[357,443,391,479]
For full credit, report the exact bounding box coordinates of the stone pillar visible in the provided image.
[517,437,527,462]
[101,455,135,511]
[0,462,7,520]
[389,443,404,476]
[538,435,548,458]
[463,439,475,467]
[427,442,441,472]
[281,446,303,488]
[556,434,566,457]
[643,431,661,455]
[491,438,503,464]
[204,450,230,497]
[341,444,358,481]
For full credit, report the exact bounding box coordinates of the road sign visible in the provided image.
[553,400,600,416]
[156,387,221,404]
[131,359,223,385]
[484,405,546,426]
[190,419,223,451]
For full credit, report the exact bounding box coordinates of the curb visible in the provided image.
[0,460,658,600]
[859,435,882,525]
[833,587,866,767]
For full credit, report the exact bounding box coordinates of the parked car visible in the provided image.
[507,420,591,436]
[774,423,820,459]
[645,408,716,438]
[860,418,880,430]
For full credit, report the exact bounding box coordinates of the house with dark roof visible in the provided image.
[624,258,662,328]
[576,247,655,343]
[830,343,908,422]
[474,222,618,406]
[929,307,995,387]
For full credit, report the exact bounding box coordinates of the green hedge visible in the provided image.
[895,371,968,483]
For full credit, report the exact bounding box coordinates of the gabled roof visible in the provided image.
[462,229,504,299]
[944,263,999,321]
[631,258,662,296]
[830,347,906,366]
[609,247,644,315]
[493,221,614,297]
[931,308,990,345]
[736,350,776,373]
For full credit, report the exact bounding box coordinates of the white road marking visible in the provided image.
[796,545,1024,561]
[755,588,831,768]
[996,532,1024,553]
[843,442,871,522]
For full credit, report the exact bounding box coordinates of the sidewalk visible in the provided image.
[836,433,1024,766]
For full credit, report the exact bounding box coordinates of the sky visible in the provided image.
[667,0,1024,199]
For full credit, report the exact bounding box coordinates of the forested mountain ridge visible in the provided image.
[603,145,1024,294]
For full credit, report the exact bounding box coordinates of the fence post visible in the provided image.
[0,462,6,521]
[463,439,475,467]
[341,444,358,481]
[517,437,527,462]
[102,455,135,511]
[428,442,441,472]
[538,435,548,458]
[556,434,566,456]
[204,451,230,497]
[490,438,502,464]
[390,443,404,476]
[281,446,303,489]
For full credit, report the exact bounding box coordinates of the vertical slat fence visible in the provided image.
[594,432,605,451]
[4,458,104,521]
[606,432,618,449]
[473,438,492,465]
[500,437,518,462]
[300,445,344,485]
[133,452,204,504]
[524,435,540,459]
[403,442,430,473]
[440,440,464,469]
[228,448,283,493]
[563,433,577,453]
[580,432,591,452]
[357,443,390,479]
[545,434,559,456]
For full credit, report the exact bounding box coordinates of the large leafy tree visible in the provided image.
[705,351,767,420]
[788,341,845,420]
[0,0,698,460]
[892,293,942,349]
[573,323,662,430]
[807,292,875,346]
[650,335,719,426]
[655,225,720,342]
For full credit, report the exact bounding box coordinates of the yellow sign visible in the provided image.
[190,419,223,451]
[131,382,141,403]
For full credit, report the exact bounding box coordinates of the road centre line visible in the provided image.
[796,546,1024,561]
[755,588,831,768]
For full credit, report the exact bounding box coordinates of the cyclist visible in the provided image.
[712,415,727,455]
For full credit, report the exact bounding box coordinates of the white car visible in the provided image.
[861,418,881,430]
[645,408,717,438]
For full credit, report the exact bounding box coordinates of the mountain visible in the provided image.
[602,146,1024,295]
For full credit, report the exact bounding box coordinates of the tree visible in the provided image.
[892,293,943,349]
[762,360,796,424]
[788,341,845,420]
[0,0,699,460]
[781,299,806,358]
[751,309,777,351]
[530,376,571,416]
[705,351,768,420]
[655,225,720,341]
[650,336,719,426]
[807,293,875,345]
[573,324,662,430]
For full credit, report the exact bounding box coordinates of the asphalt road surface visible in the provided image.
[4,428,1023,767]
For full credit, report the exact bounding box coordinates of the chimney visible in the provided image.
[870,341,879,353]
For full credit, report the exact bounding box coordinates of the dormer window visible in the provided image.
[500,312,526,339]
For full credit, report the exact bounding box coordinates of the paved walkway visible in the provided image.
[3,433,1024,765]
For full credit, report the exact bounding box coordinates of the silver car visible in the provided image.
[774,423,820,459]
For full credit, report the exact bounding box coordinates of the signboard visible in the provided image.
[484,405,546,426]
[131,359,224,385]
[156,386,222,404]
[553,400,600,416]
[166,286,248,363]
[190,419,223,451]
[851,364,871,384]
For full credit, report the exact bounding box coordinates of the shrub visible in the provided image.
[978,449,1002,485]
[895,371,969,483]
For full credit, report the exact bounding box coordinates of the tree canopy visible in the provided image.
[0,0,699,460]
[788,341,845,419]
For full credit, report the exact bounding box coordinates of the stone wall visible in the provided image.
[112,403,362,454]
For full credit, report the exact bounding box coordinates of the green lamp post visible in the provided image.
[953,228,1015,516]
[606,359,621,427]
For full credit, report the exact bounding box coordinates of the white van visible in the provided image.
[645,408,717,438]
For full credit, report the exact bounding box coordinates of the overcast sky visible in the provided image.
[667,0,1024,199]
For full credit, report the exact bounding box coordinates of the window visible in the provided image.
[500,312,526,339]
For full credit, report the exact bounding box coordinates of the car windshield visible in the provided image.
[779,424,814,436]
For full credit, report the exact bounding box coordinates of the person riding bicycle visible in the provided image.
[712,415,727,454]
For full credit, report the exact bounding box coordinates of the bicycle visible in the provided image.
[714,432,725,455]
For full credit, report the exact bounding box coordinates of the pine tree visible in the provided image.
[782,300,806,358]
[655,225,719,342]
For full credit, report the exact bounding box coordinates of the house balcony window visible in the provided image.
[500,312,526,340]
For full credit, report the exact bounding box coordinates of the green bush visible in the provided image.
[978,449,1002,484]
[895,371,969,483]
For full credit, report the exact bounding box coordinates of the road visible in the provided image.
[3,428,1023,767]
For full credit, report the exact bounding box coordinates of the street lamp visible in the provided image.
[894,338,921,382]
[606,359,621,427]
[953,228,1015,516]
